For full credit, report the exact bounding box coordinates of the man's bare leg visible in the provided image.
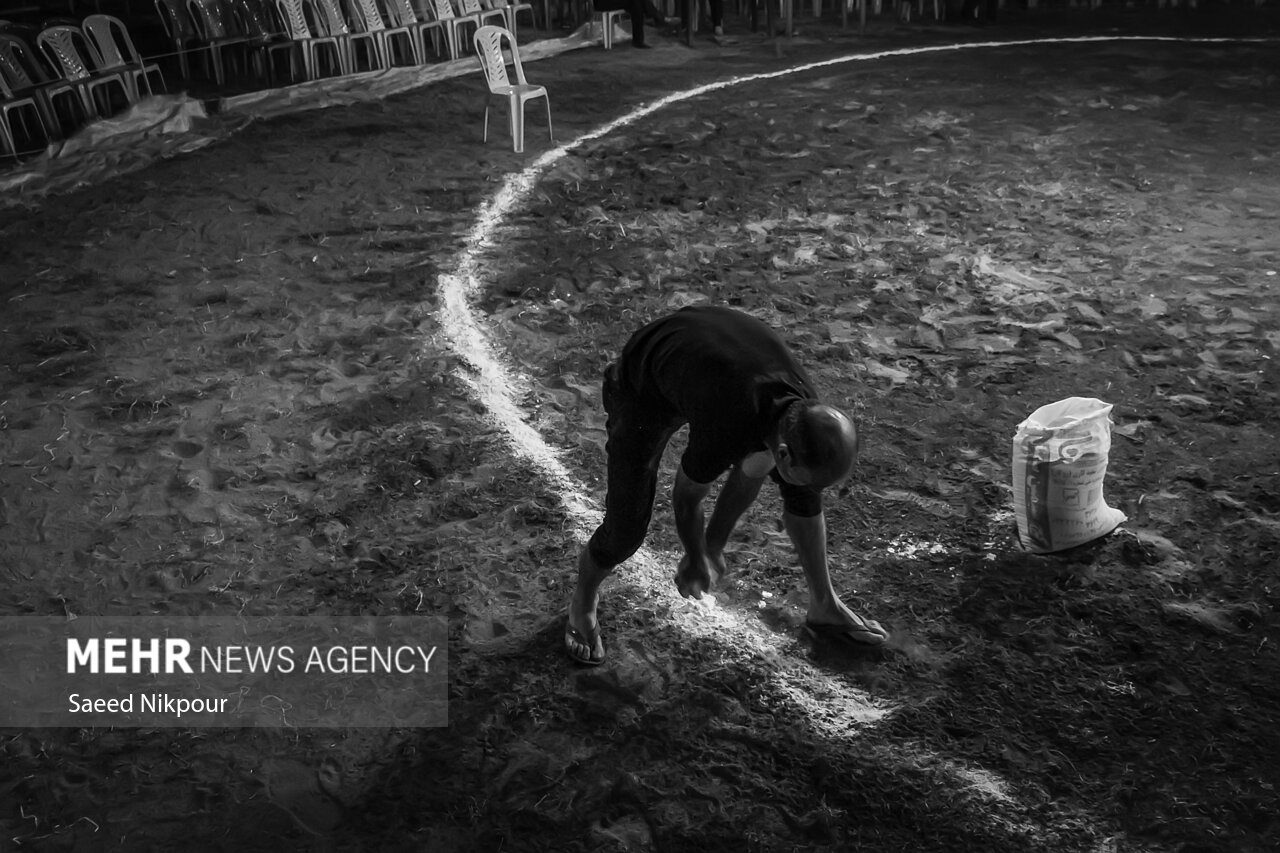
[566,548,612,664]
[705,465,766,556]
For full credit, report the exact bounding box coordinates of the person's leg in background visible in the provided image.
[593,0,652,45]
[642,0,671,26]
[629,0,652,44]
[678,0,724,35]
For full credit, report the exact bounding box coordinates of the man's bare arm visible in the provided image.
[706,464,766,556]
[672,466,713,561]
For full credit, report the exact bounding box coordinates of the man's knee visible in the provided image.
[587,528,645,571]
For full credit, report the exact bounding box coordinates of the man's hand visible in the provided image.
[674,552,726,599]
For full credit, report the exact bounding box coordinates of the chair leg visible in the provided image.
[482,101,490,143]
[31,93,58,137]
[74,85,98,120]
[148,66,167,95]
[600,11,615,48]
[208,45,225,84]
[5,99,49,154]
[543,95,552,143]
[0,118,16,159]
[509,93,522,153]
[16,102,50,149]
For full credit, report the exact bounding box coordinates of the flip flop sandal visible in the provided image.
[564,622,605,666]
[802,619,889,649]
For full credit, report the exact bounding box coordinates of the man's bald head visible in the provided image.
[778,402,860,489]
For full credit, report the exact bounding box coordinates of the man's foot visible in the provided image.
[713,24,723,35]
[633,41,653,48]
[802,614,889,648]
[564,618,605,665]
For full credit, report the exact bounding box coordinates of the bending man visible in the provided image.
[565,306,888,665]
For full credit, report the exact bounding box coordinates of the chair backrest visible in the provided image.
[346,0,387,33]
[187,0,236,39]
[83,14,141,68]
[458,0,485,16]
[0,32,50,89]
[382,0,420,26]
[308,0,351,35]
[36,25,99,82]
[154,0,199,41]
[429,0,456,21]
[474,25,528,91]
[232,0,282,38]
[274,0,315,37]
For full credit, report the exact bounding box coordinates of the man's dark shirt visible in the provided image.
[618,306,823,516]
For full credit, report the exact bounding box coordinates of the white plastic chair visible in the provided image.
[597,8,625,48]
[485,0,535,38]
[229,0,304,85]
[309,0,382,72]
[275,0,346,80]
[152,0,200,79]
[0,31,85,137]
[428,0,478,59]
[36,24,133,119]
[472,25,550,154]
[185,0,263,84]
[382,0,448,63]
[460,0,507,28]
[0,71,49,159]
[82,14,166,100]
[346,0,417,67]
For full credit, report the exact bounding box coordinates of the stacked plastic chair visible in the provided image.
[153,0,203,79]
[229,0,303,85]
[184,0,269,84]
[346,0,417,68]
[484,0,537,38]
[274,0,346,79]
[0,64,49,159]
[382,0,448,64]
[0,30,86,138]
[82,14,166,99]
[460,0,508,30]
[308,0,380,73]
[36,24,133,119]
[428,0,480,60]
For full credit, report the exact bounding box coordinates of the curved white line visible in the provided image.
[436,34,1274,826]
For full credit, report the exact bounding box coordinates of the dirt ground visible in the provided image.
[2,5,1279,852]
